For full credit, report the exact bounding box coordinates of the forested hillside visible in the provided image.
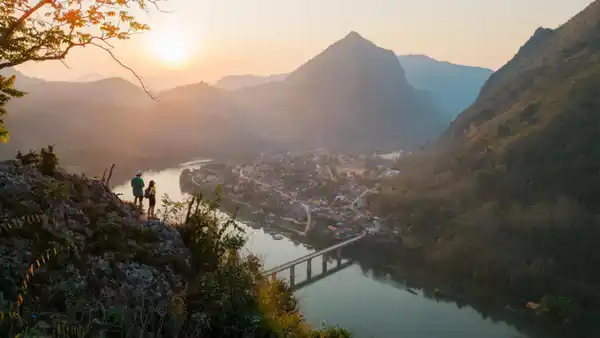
[373,0,600,332]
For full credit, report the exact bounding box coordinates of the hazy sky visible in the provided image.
[17,0,595,88]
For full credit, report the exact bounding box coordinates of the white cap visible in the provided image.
[136,170,142,176]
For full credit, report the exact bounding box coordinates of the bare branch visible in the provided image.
[91,42,157,101]
[59,59,71,69]
[148,0,174,14]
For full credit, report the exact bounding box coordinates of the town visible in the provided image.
[179,150,404,243]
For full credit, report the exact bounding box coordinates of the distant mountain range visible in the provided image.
[75,72,107,82]
[215,74,288,90]
[0,71,270,183]
[214,54,492,119]
[1,31,460,178]
[397,55,492,119]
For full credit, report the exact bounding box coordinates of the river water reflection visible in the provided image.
[113,162,527,338]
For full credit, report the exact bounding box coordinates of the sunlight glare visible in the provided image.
[146,26,195,68]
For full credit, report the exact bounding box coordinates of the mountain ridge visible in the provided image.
[214,53,492,120]
[375,1,600,331]
[2,31,469,179]
[227,31,444,151]
[0,72,269,184]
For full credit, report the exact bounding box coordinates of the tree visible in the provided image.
[0,0,165,142]
[0,75,24,142]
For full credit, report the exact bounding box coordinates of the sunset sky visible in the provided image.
[16,0,595,89]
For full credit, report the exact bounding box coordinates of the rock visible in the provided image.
[0,161,193,324]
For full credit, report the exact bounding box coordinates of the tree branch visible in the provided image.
[91,42,157,101]
[0,41,84,70]
[147,0,173,14]
[0,0,52,47]
[59,59,71,69]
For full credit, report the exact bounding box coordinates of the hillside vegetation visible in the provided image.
[0,150,350,337]
[373,0,600,333]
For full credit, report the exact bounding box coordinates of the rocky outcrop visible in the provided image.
[0,159,353,337]
[0,160,193,333]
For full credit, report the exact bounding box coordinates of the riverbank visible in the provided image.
[344,236,600,338]
[183,168,600,338]
[113,163,532,338]
[181,171,585,338]
[175,159,600,337]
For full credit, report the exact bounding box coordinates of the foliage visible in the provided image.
[0,0,157,69]
[15,145,59,176]
[0,75,25,142]
[0,0,163,141]
[539,295,580,324]
[39,145,58,175]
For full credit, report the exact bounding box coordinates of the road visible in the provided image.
[350,188,379,231]
[239,166,312,234]
[350,189,374,217]
[326,165,337,181]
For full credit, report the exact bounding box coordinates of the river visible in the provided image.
[113,162,528,338]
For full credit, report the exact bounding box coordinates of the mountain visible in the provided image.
[396,54,492,119]
[23,77,153,107]
[0,76,269,183]
[149,82,273,158]
[215,74,288,90]
[215,54,491,123]
[230,32,445,151]
[376,0,600,330]
[441,0,600,209]
[0,68,46,89]
[1,69,150,106]
[75,72,108,82]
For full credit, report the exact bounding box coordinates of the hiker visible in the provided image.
[145,180,157,219]
[131,170,145,209]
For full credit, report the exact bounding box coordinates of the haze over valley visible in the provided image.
[1,31,488,178]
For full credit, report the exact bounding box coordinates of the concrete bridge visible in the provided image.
[262,232,367,290]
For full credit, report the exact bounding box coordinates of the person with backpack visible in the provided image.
[131,170,145,210]
[145,180,157,219]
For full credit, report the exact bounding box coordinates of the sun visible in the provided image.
[146,27,193,67]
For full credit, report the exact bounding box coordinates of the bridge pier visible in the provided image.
[261,232,366,287]
[290,265,296,286]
